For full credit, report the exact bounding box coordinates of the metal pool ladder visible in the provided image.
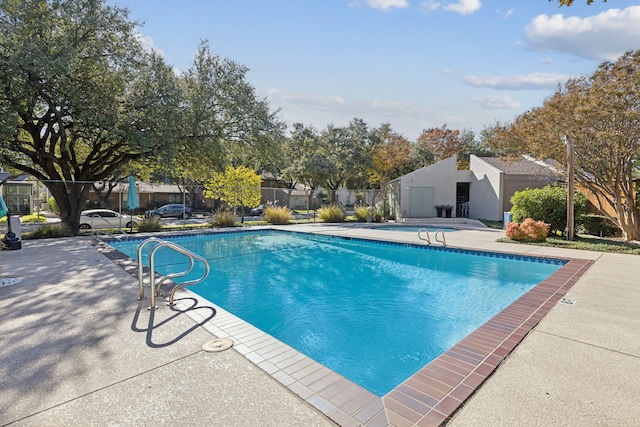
[137,237,210,310]
[418,228,447,246]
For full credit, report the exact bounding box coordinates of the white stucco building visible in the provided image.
[388,155,562,221]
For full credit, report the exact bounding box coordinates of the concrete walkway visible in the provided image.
[1,225,639,426]
[0,236,333,427]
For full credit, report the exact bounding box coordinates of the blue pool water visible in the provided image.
[110,231,564,396]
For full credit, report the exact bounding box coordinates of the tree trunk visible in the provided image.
[46,181,91,235]
[618,208,640,241]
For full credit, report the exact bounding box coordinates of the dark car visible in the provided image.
[145,204,192,219]
[250,205,265,216]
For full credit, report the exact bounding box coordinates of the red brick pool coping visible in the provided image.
[96,237,594,427]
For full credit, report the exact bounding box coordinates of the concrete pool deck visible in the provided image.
[1,224,639,426]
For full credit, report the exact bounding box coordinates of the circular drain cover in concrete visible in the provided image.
[202,338,234,352]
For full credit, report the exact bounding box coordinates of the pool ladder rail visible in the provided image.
[137,237,210,310]
[418,228,447,246]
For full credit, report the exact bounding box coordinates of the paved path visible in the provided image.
[0,236,333,427]
[1,224,639,426]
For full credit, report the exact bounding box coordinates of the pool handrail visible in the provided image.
[417,228,431,244]
[417,228,447,246]
[435,229,447,246]
[137,237,210,310]
[137,237,164,301]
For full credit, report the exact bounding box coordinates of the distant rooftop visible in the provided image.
[478,156,560,177]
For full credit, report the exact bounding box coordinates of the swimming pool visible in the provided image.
[109,230,565,396]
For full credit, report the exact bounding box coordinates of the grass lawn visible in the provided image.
[497,235,640,255]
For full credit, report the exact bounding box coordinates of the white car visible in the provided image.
[79,209,141,230]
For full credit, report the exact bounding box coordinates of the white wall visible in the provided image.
[469,156,503,221]
[399,156,472,218]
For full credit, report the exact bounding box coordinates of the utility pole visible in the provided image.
[564,136,575,241]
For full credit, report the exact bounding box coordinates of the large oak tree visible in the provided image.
[0,0,181,233]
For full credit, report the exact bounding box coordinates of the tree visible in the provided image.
[161,41,284,208]
[320,118,375,201]
[282,123,331,210]
[493,50,640,241]
[551,0,606,5]
[204,165,261,223]
[369,124,412,186]
[408,141,435,170]
[416,125,464,163]
[0,0,181,234]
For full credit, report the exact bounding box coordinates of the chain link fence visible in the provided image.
[5,178,395,219]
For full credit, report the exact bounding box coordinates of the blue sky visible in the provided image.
[108,0,640,141]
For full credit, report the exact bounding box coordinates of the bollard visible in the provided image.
[2,213,22,250]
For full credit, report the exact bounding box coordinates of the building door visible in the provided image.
[408,187,435,217]
[456,182,470,218]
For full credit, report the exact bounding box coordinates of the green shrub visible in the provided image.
[211,209,236,227]
[47,196,59,214]
[23,224,73,240]
[263,206,292,224]
[579,214,621,237]
[353,205,371,222]
[20,213,47,223]
[510,184,586,234]
[505,218,550,242]
[318,204,346,222]
[137,217,163,232]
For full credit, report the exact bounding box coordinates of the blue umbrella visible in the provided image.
[126,176,139,231]
[126,176,139,211]
[0,194,8,218]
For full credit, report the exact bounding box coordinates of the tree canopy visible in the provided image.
[491,50,640,241]
[369,123,412,186]
[551,0,606,5]
[0,0,181,233]
[0,1,282,233]
[204,165,261,222]
[416,125,464,164]
[160,41,284,207]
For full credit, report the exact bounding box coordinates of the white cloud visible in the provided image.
[135,31,166,58]
[525,6,640,61]
[261,88,347,111]
[420,0,441,14]
[442,0,481,15]
[470,94,520,109]
[461,72,572,90]
[497,8,514,19]
[360,0,410,10]
[421,0,481,16]
[261,87,426,116]
[259,87,449,139]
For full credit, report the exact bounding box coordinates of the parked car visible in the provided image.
[145,204,192,219]
[250,205,265,216]
[79,209,141,230]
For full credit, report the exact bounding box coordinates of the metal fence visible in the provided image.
[8,179,390,217]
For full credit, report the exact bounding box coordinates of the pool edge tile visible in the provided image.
[97,231,594,427]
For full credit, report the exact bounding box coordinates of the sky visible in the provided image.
[107,0,640,141]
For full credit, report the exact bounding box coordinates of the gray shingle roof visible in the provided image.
[478,157,559,177]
